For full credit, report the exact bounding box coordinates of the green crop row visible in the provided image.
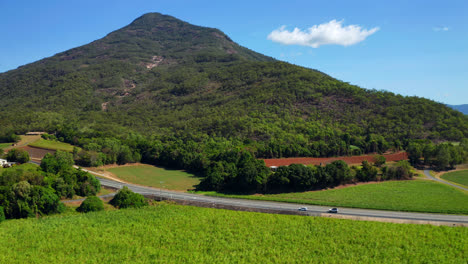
[201,180,468,214]
[0,204,466,263]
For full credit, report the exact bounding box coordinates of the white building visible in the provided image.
[0,159,15,167]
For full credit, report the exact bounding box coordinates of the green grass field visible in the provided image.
[202,180,468,214]
[0,204,466,263]
[441,170,468,187]
[28,138,76,152]
[0,142,13,149]
[107,165,200,191]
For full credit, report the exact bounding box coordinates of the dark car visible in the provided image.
[328,208,338,213]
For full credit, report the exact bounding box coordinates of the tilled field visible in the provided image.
[263,152,408,167]
[18,146,55,160]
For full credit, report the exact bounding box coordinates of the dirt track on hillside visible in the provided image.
[263,152,408,167]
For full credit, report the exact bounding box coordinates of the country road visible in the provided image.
[423,169,468,191]
[80,172,468,226]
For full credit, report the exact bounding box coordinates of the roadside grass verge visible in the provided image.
[441,170,468,187]
[28,138,77,152]
[106,164,199,191]
[201,180,468,214]
[0,204,466,263]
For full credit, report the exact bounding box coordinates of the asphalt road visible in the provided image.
[93,177,468,225]
[423,169,468,192]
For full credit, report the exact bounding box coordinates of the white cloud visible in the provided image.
[433,26,449,32]
[267,20,379,48]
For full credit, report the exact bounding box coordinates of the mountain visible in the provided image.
[0,12,467,158]
[447,104,468,115]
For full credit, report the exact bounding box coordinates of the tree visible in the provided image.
[41,151,74,173]
[109,186,147,209]
[434,145,451,171]
[382,161,413,180]
[197,162,226,191]
[5,148,30,163]
[76,196,104,213]
[326,160,352,186]
[74,169,101,197]
[374,155,386,167]
[422,143,435,165]
[266,166,291,193]
[356,161,378,182]
[407,143,422,165]
[0,206,5,223]
[31,186,64,216]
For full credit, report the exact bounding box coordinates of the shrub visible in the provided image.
[382,160,413,180]
[76,196,104,213]
[374,155,386,167]
[109,186,147,209]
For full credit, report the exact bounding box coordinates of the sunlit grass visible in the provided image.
[28,138,77,152]
[441,170,468,187]
[107,164,199,191]
[202,180,468,214]
[0,204,466,263]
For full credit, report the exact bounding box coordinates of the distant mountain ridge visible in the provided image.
[447,104,468,115]
[0,12,467,158]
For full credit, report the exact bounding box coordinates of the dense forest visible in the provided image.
[1,13,468,195]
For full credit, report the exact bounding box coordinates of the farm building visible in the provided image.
[0,158,15,167]
[26,132,46,135]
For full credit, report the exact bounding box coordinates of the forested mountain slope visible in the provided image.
[1,12,467,158]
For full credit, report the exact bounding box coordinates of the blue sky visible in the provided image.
[1,0,467,104]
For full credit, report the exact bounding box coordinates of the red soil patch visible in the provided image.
[263,152,408,167]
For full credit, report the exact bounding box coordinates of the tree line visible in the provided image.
[199,155,414,194]
[406,139,468,170]
[48,126,467,194]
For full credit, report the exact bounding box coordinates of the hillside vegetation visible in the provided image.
[0,204,466,263]
[0,13,467,158]
[1,12,467,194]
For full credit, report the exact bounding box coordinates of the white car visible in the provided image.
[328,208,338,213]
[298,207,308,211]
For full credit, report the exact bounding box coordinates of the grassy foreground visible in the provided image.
[107,164,199,191]
[202,180,468,214]
[441,170,468,187]
[28,138,76,152]
[0,204,466,263]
